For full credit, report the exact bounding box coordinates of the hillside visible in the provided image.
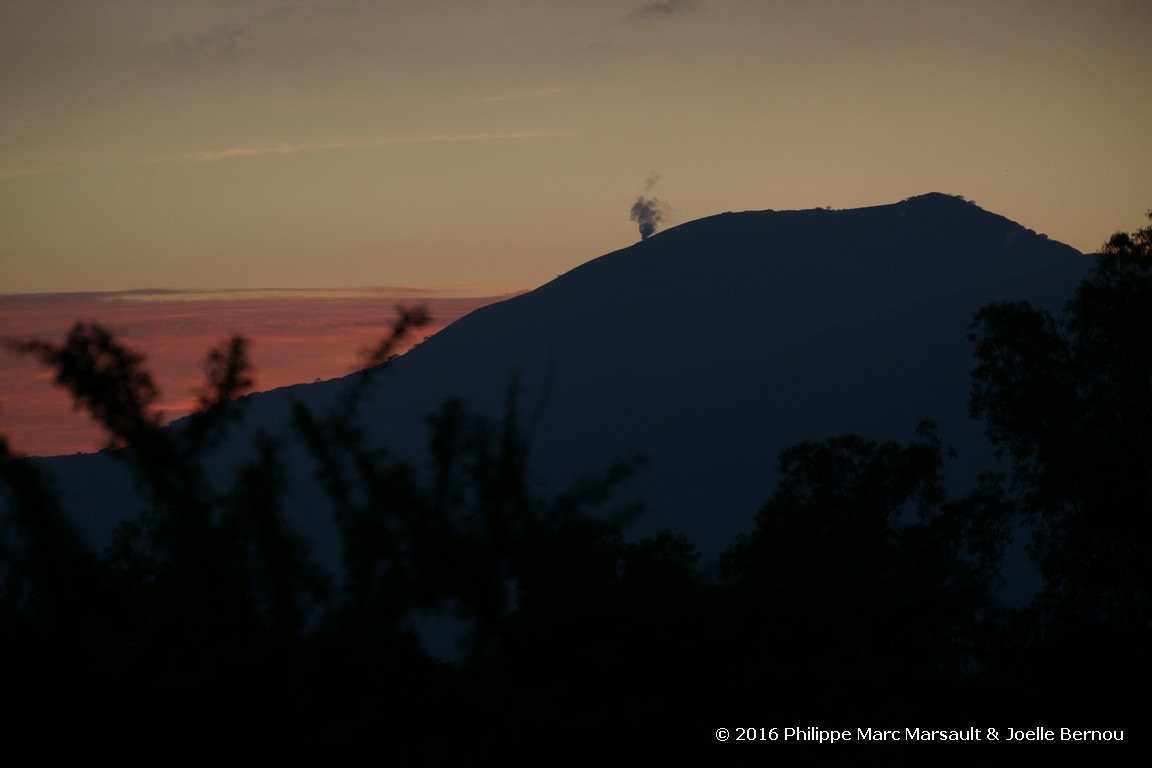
[39,193,1090,557]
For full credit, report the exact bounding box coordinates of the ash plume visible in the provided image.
[630,197,666,241]
[630,174,667,241]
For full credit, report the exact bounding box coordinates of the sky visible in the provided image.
[3,0,1152,295]
[2,0,1152,454]
[0,287,514,455]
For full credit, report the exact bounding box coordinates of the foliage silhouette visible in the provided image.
[716,422,1010,710]
[0,310,653,754]
[969,210,1152,676]
[5,204,1150,747]
[7,322,161,448]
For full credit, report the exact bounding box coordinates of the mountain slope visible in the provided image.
[39,193,1090,557]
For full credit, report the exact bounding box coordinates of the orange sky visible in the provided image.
[3,1,1151,297]
[0,288,519,456]
[3,2,1151,454]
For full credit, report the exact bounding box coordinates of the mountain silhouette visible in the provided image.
[36,193,1090,560]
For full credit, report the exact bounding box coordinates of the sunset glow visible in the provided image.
[0,288,519,456]
[3,0,1150,451]
[4,1,1151,297]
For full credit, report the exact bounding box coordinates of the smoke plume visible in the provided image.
[630,175,667,241]
[630,197,666,241]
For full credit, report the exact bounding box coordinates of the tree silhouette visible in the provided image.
[8,204,1150,747]
[969,210,1152,684]
[0,309,651,755]
[718,422,1008,703]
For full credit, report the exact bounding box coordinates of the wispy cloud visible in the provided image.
[0,285,526,304]
[1,132,567,180]
[0,165,63,182]
[634,0,702,19]
[3,132,566,181]
[156,25,250,58]
[158,130,566,163]
[482,86,567,104]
